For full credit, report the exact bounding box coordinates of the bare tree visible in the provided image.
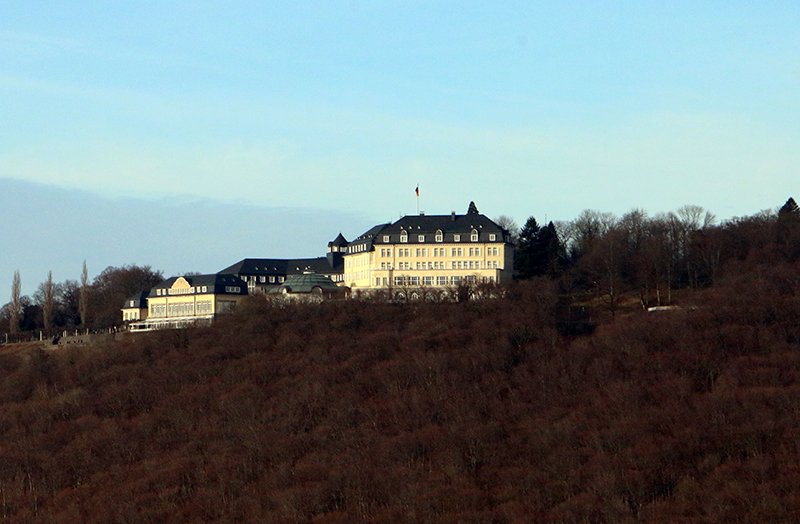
[494,215,519,245]
[9,271,20,334]
[569,210,617,260]
[37,271,57,332]
[79,260,89,327]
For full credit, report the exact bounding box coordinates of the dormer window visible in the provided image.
[454,234,461,242]
[435,229,443,242]
[400,231,408,243]
[489,233,496,241]
[471,229,479,242]
[383,235,390,243]
[418,235,425,242]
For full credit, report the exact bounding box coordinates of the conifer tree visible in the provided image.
[515,217,542,279]
[515,218,565,279]
[779,197,799,216]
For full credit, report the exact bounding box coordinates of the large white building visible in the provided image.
[343,205,514,292]
[122,203,515,327]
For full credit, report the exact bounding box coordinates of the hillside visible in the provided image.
[0,263,799,523]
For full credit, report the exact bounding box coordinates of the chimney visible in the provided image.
[451,211,456,221]
[420,211,425,216]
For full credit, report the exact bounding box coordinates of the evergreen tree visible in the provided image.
[777,197,800,260]
[515,217,542,279]
[779,197,799,216]
[515,217,565,279]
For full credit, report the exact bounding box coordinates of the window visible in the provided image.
[260,276,266,283]
[225,286,241,293]
[376,278,381,286]
[383,235,390,242]
[451,276,462,285]
[453,234,461,242]
[435,230,443,242]
[437,276,448,286]
[394,276,405,286]
[400,231,408,243]
[202,286,208,292]
[489,233,496,241]
[408,276,420,286]
[129,300,135,307]
[471,229,479,241]
[418,235,425,242]
[423,276,433,286]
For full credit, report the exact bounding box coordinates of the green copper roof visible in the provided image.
[275,272,341,294]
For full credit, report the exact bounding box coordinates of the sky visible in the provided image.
[1,1,799,298]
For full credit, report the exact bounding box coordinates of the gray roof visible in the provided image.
[123,291,150,309]
[328,232,348,248]
[149,274,248,294]
[220,256,343,276]
[349,211,509,248]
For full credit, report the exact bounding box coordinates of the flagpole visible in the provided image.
[416,183,419,215]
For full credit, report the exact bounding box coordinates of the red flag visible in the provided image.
[415,185,419,196]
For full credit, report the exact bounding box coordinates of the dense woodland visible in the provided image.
[0,199,799,522]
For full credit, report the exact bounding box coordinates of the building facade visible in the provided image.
[128,274,248,331]
[343,209,514,292]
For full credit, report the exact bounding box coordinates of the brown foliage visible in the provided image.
[0,267,799,522]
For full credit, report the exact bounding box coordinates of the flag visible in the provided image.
[415,185,419,196]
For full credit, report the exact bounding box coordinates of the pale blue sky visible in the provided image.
[1,2,799,297]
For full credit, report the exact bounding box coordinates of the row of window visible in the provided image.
[150,301,215,318]
[391,231,497,243]
[375,275,495,287]
[381,246,501,258]
[379,260,501,270]
[156,285,209,296]
[245,275,286,284]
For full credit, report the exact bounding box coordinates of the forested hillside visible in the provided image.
[0,260,799,522]
[0,199,799,522]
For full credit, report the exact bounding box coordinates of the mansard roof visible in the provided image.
[348,210,508,248]
[328,232,348,248]
[150,273,247,293]
[220,256,343,276]
[123,291,150,309]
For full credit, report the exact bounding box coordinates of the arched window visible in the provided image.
[471,229,479,242]
[435,229,443,242]
[400,230,408,243]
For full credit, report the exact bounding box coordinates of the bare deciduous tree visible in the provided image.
[79,261,89,327]
[494,215,519,245]
[37,271,57,332]
[9,271,20,334]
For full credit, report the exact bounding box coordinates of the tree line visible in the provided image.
[510,197,800,314]
[4,196,798,338]
[0,264,163,340]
